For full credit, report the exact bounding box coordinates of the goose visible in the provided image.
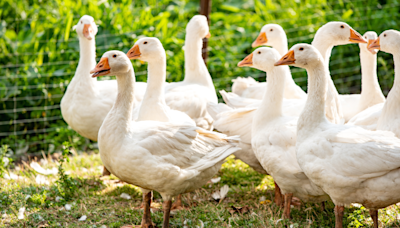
[238,47,329,218]
[127,37,195,210]
[224,22,367,124]
[161,15,217,130]
[276,43,400,228]
[231,24,307,100]
[91,50,240,228]
[366,30,400,137]
[337,32,385,122]
[60,15,148,176]
[345,32,386,129]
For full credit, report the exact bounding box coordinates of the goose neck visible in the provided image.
[183,34,214,89]
[274,39,289,57]
[298,62,328,130]
[75,37,97,87]
[110,68,136,131]
[312,39,333,67]
[393,54,400,88]
[360,50,384,98]
[137,55,170,122]
[254,66,286,126]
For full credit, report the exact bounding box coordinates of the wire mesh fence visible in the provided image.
[0,0,398,159]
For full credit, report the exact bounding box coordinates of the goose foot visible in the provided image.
[284,193,293,219]
[171,194,188,211]
[334,205,344,228]
[162,200,172,228]
[369,209,379,228]
[101,166,111,177]
[274,182,284,207]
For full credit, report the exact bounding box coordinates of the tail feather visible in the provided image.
[207,102,232,120]
[231,77,257,96]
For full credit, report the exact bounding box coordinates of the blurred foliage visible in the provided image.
[0,0,399,157]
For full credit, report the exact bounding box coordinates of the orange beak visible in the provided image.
[90,57,111,77]
[252,32,268,48]
[368,37,380,53]
[274,50,295,66]
[126,44,141,60]
[205,32,211,38]
[349,28,367,43]
[237,53,254,67]
[83,24,94,40]
[366,39,379,54]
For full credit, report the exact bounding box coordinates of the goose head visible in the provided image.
[238,47,282,72]
[90,51,132,77]
[186,15,211,39]
[126,37,165,62]
[74,15,98,40]
[252,24,286,48]
[275,43,323,69]
[314,22,367,46]
[368,30,400,55]
[359,31,379,54]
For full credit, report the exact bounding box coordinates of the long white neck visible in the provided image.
[312,36,343,124]
[359,49,385,106]
[392,54,400,89]
[312,38,333,67]
[183,33,214,90]
[297,61,328,134]
[72,36,97,90]
[273,38,288,56]
[253,65,286,133]
[137,54,170,122]
[107,68,136,132]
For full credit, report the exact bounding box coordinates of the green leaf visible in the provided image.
[64,14,73,41]
[342,9,353,19]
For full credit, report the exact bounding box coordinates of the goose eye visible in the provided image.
[299,47,304,51]
[144,41,148,44]
[113,54,117,58]
[270,29,273,32]
[384,34,387,37]
[80,21,83,24]
[340,25,344,29]
[258,51,261,54]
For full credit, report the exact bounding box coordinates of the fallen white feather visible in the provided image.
[65,204,72,211]
[30,161,58,175]
[35,175,49,185]
[120,193,131,200]
[211,185,229,202]
[275,219,283,225]
[78,215,87,221]
[210,177,221,183]
[17,207,25,220]
[56,196,63,202]
[25,195,31,200]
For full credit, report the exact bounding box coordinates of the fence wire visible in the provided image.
[0,0,398,158]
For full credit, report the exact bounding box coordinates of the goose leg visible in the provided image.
[321,201,326,212]
[171,194,185,210]
[334,205,344,228]
[162,200,172,228]
[140,191,155,228]
[101,166,111,177]
[369,209,379,228]
[284,193,293,219]
[274,182,284,207]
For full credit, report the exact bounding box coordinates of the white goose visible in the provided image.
[239,47,329,219]
[231,24,306,100]
[276,43,400,228]
[362,30,400,137]
[61,15,147,141]
[91,50,240,228]
[337,32,385,122]
[163,15,217,130]
[224,22,367,125]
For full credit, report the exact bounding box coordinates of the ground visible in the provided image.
[1,152,400,227]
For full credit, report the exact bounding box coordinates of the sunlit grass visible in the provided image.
[2,152,400,227]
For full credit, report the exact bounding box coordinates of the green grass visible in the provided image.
[2,153,400,227]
